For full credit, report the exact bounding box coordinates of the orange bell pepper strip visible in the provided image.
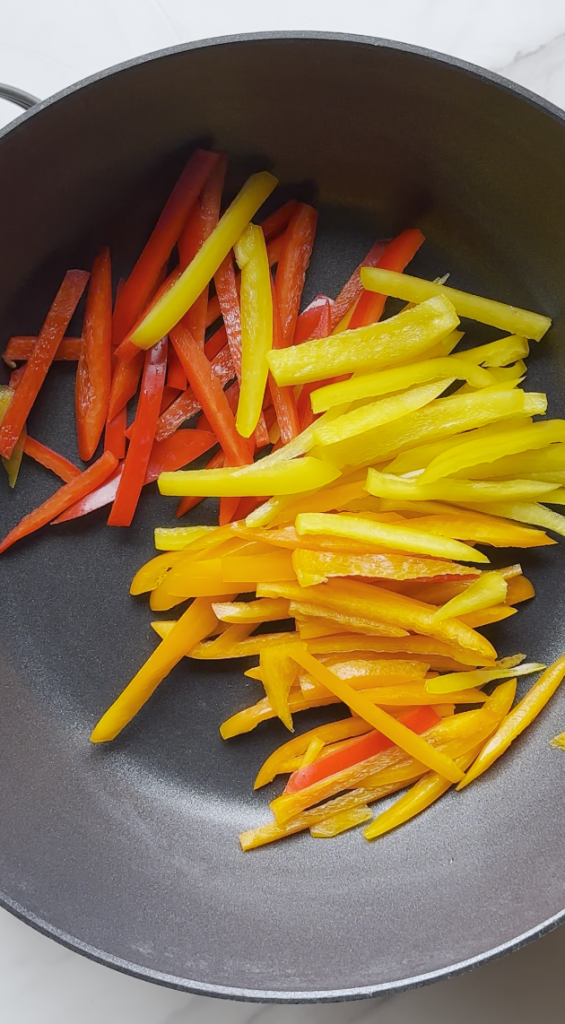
[3,334,82,365]
[286,647,465,785]
[75,248,113,461]
[457,655,565,791]
[219,688,344,739]
[0,450,117,555]
[259,647,298,731]
[212,597,291,623]
[289,600,409,637]
[425,662,544,695]
[23,436,80,484]
[130,550,186,594]
[348,228,425,328]
[433,571,508,621]
[91,597,218,742]
[107,338,168,527]
[459,606,516,627]
[129,171,278,349]
[0,270,89,459]
[258,578,497,661]
[268,280,301,443]
[292,548,478,588]
[275,203,318,345]
[405,512,554,548]
[233,224,273,438]
[254,717,372,788]
[178,154,226,345]
[329,239,388,330]
[221,551,295,583]
[111,149,219,347]
[267,295,459,387]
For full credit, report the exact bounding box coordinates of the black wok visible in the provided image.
[0,32,564,1003]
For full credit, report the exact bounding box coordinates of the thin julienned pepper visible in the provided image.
[204,228,286,328]
[3,335,83,366]
[296,299,334,431]
[330,239,389,330]
[433,571,508,621]
[425,662,544,695]
[75,248,113,461]
[129,171,278,349]
[154,524,216,551]
[159,385,181,417]
[176,450,224,519]
[293,294,334,345]
[166,345,187,391]
[254,717,372,788]
[104,405,127,460]
[107,349,145,422]
[348,228,425,329]
[366,468,558,505]
[154,333,234,442]
[112,149,219,346]
[0,450,117,555]
[461,335,530,367]
[158,456,340,498]
[234,224,273,438]
[0,270,90,459]
[2,423,26,487]
[259,647,298,731]
[360,268,552,341]
[178,154,226,345]
[260,200,300,241]
[108,338,168,527]
[212,597,291,623]
[23,436,81,484]
[289,600,409,637]
[275,203,318,345]
[405,513,554,548]
[291,548,479,588]
[268,280,301,443]
[422,420,565,484]
[113,268,182,366]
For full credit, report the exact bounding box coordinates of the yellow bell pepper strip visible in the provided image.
[313,378,454,447]
[292,548,479,588]
[459,606,516,628]
[426,662,545,695]
[488,360,527,382]
[421,420,565,484]
[150,575,254,610]
[286,647,465,784]
[267,295,459,387]
[457,654,565,791]
[405,512,554,548]
[432,571,508,621]
[91,597,218,742]
[212,597,291,623]
[153,525,216,550]
[219,688,343,739]
[457,335,530,366]
[363,747,480,841]
[130,551,186,595]
[360,268,552,341]
[304,633,495,665]
[365,468,558,505]
[299,735,326,769]
[550,731,565,750]
[191,631,303,659]
[252,479,369,530]
[233,224,273,437]
[310,357,495,414]
[128,171,278,350]
[386,416,533,475]
[259,647,299,731]
[316,389,542,470]
[295,512,488,563]
[200,624,256,658]
[253,717,372,788]
[158,455,340,498]
[456,449,565,484]
[349,683,488,705]
[288,600,409,637]
[311,805,373,838]
[454,500,565,539]
[259,578,497,660]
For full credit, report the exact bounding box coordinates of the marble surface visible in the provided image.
[2,1,565,1020]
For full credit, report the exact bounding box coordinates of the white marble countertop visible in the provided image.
[2,1,565,1021]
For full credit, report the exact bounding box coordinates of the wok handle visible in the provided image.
[0,84,39,110]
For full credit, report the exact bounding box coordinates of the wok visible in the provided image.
[0,32,564,1003]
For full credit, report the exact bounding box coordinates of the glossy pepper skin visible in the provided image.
[234,223,273,438]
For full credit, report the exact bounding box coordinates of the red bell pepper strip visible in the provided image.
[179,154,227,346]
[197,379,239,431]
[285,705,440,794]
[275,203,318,346]
[268,281,301,444]
[0,450,117,555]
[295,298,333,430]
[261,200,300,241]
[293,295,334,346]
[75,248,113,461]
[23,436,81,484]
[166,345,187,391]
[205,231,285,329]
[154,340,235,442]
[330,239,389,330]
[348,228,425,328]
[3,335,83,367]
[113,267,182,366]
[107,349,145,422]
[159,385,181,416]
[170,324,250,465]
[108,338,168,527]
[8,366,26,390]
[53,428,216,523]
[111,149,219,347]
[219,495,241,526]
[0,270,89,459]
[104,406,127,460]
[176,449,224,518]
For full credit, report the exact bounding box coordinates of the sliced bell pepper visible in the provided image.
[425,661,544,695]
[275,203,318,345]
[366,468,557,505]
[432,571,507,621]
[2,423,25,488]
[219,688,344,739]
[154,525,216,551]
[154,337,234,442]
[166,345,187,391]
[462,335,530,367]
[0,270,90,459]
[310,356,495,414]
[298,736,325,768]
[268,280,301,443]
[112,149,219,346]
[104,406,127,460]
[221,551,295,583]
[204,227,287,328]
[386,416,533,476]
[457,655,565,790]
[330,239,389,330]
[233,224,273,437]
[348,228,425,328]
[75,248,113,461]
[360,268,552,341]
[289,600,408,637]
[456,444,565,482]
[310,805,374,837]
[91,597,218,742]
[292,548,479,588]
[0,450,117,555]
[129,171,278,349]
[107,338,168,527]
[259,647,298,731]
[23,436,80,483]
[212,597,291,623]
[267,295,459,387]
[295,301,335,432]
[422,420,565,484]
[178,154,226,345]
[3,335,82,365]
[260,199,301,240]
[254,717,372,788]
[130,551,186,595]
[176,449,224,519]
[159,456,340,498]
[293,294,333,346]
[107,349,145,422]
[405,512,553,548]
[294,512,487,563]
